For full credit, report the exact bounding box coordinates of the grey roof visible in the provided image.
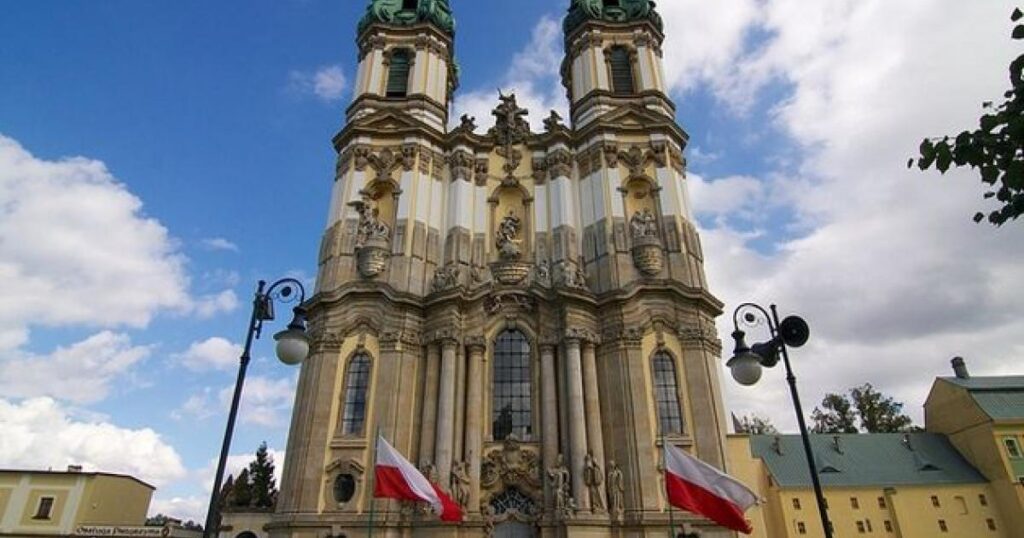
[939,376,1024,420]
[749,433,987,488]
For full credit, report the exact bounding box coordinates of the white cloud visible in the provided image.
[190,290,239,319]
[665,1,1024,429]
[170,389,216,421]
[176,337,242,372]
[219,375,295,427]
[289,65,348,102]
[453,16,567,132]
[200,237,239,252]
[148,496,207,524]
[0,332,150,404]
[0,397,186,487]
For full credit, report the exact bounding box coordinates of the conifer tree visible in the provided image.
[248,442,278,508]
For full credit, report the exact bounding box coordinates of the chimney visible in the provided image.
[67,465,83,472]
[951,357,970,379]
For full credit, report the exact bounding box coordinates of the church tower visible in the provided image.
[274,1,733,536]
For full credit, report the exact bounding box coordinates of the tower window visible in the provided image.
[609,46,636,95]
[402,0,417,10]
[492,330,532,441]
[33,497,54,520]
[386,49,412,98]
[653,352,684,435]
[603,0,620,7]
[341,354,372,435]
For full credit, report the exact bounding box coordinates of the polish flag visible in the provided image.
[374,436,463,522]
[664,443,758,534]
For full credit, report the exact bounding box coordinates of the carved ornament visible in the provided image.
[480,437,543,502]
[448,150,475,180]
[545,149,573,180]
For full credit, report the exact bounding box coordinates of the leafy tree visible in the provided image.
[248,442,278,508]
[231,468,253,507]
[909,8,1024,226]
[849,383,915,433]
[811,393,859,434]
[736,414,779,435]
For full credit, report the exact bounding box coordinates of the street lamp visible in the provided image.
[203,278,310,538]
[726,303,832,538]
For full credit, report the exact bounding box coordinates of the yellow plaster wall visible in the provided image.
[0,487,11,520]
[18,487,69,529]
[725,436,769,538]
[73,475,152,526]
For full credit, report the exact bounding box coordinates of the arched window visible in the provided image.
[608,46,635,95]
[341,354,372,435]
[386,49,412,98]
[492,330,532,441]
[653,352,684,435]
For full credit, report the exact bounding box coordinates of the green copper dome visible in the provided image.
[564,0,664,36]
[358,0,455,36]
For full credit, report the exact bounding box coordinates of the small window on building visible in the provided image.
[340,354,372,436]
[851,496,860,509]
[333,473,356,504]
[938,520,948,532]
[986,518,997,531]
[878,496,887,508]
[608,46,636,95]
[955,495,968,515]
[884,520,894,533]
[796,522,806,535]
[979,493,988,506]
[856,521,866,533]
[1004,437,1023,459]
[792,498,801,510]
[931,495,941,508]
[385,49,412,98]
[33,497,54,520]
[865,519,873,532]
[652,352,684,435]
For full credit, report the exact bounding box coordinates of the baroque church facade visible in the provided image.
[274,1,734,536]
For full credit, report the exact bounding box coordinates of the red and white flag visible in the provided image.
[374,436,463,522]
[664,442,758,534]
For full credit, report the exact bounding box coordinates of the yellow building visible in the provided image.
[0,467,153,537]
[925,357,1024,533]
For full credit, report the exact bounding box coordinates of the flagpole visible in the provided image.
[368,427,381,538]
[663,432,676,538]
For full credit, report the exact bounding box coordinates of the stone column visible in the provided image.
[539,343,560,508]
[581,340,606,511]
[418,344,440,466]
[564,333,590,511]
[435,338,458,484]
[464,337,486,513]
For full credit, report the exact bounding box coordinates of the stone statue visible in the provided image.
[584,452,605,512]
[496,211,523,260]
[630,208,659,239]
[458,114,477,132]
[450,461,470,509]
[431,265,461,292]
[420,460,437,483]
[533,259,551,286]
[351,196,391,247]
[547,454,573,518]
[543,110,564,133]
[606,460,625,518]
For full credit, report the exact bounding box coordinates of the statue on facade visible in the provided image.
[420,460,437,483]
[351,196,391,247]
[431,264,461,292]
[546,454,573,518]
[583,452,605,512]
[630,208,659,239]
[543,110,565,133]
[451,461,471,509]
[533,259,551,286]
[496,211,523,260]
[457,114,477,133]
[606,460,625,518]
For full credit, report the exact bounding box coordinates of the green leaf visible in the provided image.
[1014,8,1024,21]
[974,212,986,223]
[907,158,915,169]
[1013,24,1024,39]
[936,143,954,173]
[983,166,1001,184]
[1006,161,1024,189]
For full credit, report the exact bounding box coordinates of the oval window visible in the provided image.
[333,474,356,503]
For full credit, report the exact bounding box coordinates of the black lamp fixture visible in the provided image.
[726,303,832,538]
[203,278,310,538]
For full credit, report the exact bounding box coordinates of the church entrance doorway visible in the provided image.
[494,522,535,538]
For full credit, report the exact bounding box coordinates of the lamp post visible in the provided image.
[725,303,832,538]
[203,278,310,538]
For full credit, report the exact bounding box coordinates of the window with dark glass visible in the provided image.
[333,474,356,503]
[341,354,372,435]
[938,519,948,532]
[386,50,412,98]
[33,497,54,520]
[492,330,532,441]
[987,518,997,531]
[878,496,887,508]
[603,0,620,7]
[653,352,684,435]
[609,46,636,95]
[884,520,893,532]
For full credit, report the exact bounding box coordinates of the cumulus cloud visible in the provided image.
[0,332,150,404]
[0,397,186,487]
[289,65,348,102]
[453,16,567,131]
[176,337,242,372]
[221,375,296,427]
[200,237,239,252]
[661,1,1024,428]
[0,135,238,352]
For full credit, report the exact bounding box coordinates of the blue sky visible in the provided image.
[2,0,1023,523]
